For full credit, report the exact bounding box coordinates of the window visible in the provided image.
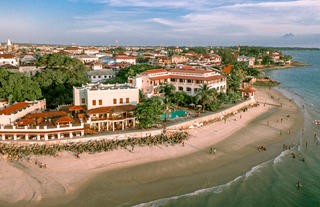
[179,79,184,83]
[179,87,183,91]
[196,80,200,84]
[113,99,117,104]
[194,88,198,93]
[171,78,176,82]
[81,98,85,104]
[187,79,192,83]
[187,87,191,92]
[93,76,96,79]
[98,76,101,78]
[120,98,123,104]
[99,99,102,105]
[92,100,96,106]
[126,98,130,103]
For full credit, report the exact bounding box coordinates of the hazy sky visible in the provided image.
[1,0,319,47]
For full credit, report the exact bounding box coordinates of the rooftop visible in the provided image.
[0,102,30,115]
[77,83,136,91]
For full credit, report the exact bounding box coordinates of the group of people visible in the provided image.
[257,145,267,151]
[27,157,47,169]
[209,147,217,155]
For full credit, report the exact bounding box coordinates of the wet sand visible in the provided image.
[0,87,303,207]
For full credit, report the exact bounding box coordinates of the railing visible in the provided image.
[0,123,84,133]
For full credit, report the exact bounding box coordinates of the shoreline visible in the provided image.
[0,86,304,207]
[258,60,311,71]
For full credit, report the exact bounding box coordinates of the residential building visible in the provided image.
[65,46,83,55]
[88,70,116,83]
[0,54,18,66]
[171,55,188,64]
[114,55,136,65]
[73,83,139,110]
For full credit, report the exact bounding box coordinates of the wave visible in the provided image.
[133,175,243,207]
[134,161,272,207]
[273,150,290,164]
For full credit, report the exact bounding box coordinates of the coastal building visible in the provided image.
[0,100,46,126]
[169,66,227,96]
[128,69,169,97]
[237,55,255,67]
[129,66,227,97]
[73,83,139,110]
[84,47,99,56]
[73,83,139,132]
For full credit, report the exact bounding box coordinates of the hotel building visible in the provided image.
[129,66,227,97]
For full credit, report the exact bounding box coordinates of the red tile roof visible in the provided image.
[170,68,213,74]
[17,118,35,126]
[0,102,30,115]
[170,75,226,81]
[141,69,168,74]
[87,105,136,115]
[55,116,73,124]
[87,107,112,115]
[149,75,170,81]
[0,54,15,59]
[241,88,256,93]
[26,111,67,119]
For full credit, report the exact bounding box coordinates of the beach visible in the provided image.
[0,86,303,207]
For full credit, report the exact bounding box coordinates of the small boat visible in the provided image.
[313,120,320,125]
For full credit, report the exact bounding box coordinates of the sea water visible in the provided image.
[136,51,320,207]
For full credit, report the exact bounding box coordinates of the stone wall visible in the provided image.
[2,99,256,145]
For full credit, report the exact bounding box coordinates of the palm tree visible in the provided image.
[195,84,217,112]
[162,96,175,122]
[158,83,176,100]
[173,91,186,107]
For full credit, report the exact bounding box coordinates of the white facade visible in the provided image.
[114,56,136,65]
[0,54,18,66]
[73,83,139,110]
[88,70,115,83]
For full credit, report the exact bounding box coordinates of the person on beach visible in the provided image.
[297,181,302,189]
[281,118,283,123]
[209,147,213,154]
[213,148,217,155]
[306,141,308,148]
[76,153,80,159]
[315,132,318,139]
[292,152,296,159]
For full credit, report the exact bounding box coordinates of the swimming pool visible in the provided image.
[161,110,186,120]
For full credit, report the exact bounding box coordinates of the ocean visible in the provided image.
[136,51,320,207]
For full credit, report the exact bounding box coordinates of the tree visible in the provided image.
[136,55,149,64]
[173,91,186,106]
[195,84,217,112]
[227,63,243,92]
[218,48,237,65]
[104,64,160,84]
[158,83,176,100]
[34,53,89,108]
[134,98,164,128]
[0,69,42,103]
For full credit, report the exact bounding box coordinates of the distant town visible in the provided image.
[0,38,294,146]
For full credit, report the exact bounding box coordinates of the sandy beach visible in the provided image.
[0,86,303,207]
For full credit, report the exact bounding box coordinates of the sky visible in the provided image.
[0,0,319,47]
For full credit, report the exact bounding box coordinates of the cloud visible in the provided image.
[69,0,320,46]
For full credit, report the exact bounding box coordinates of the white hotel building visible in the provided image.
[73,83,139,131]
[129,66,227,97]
